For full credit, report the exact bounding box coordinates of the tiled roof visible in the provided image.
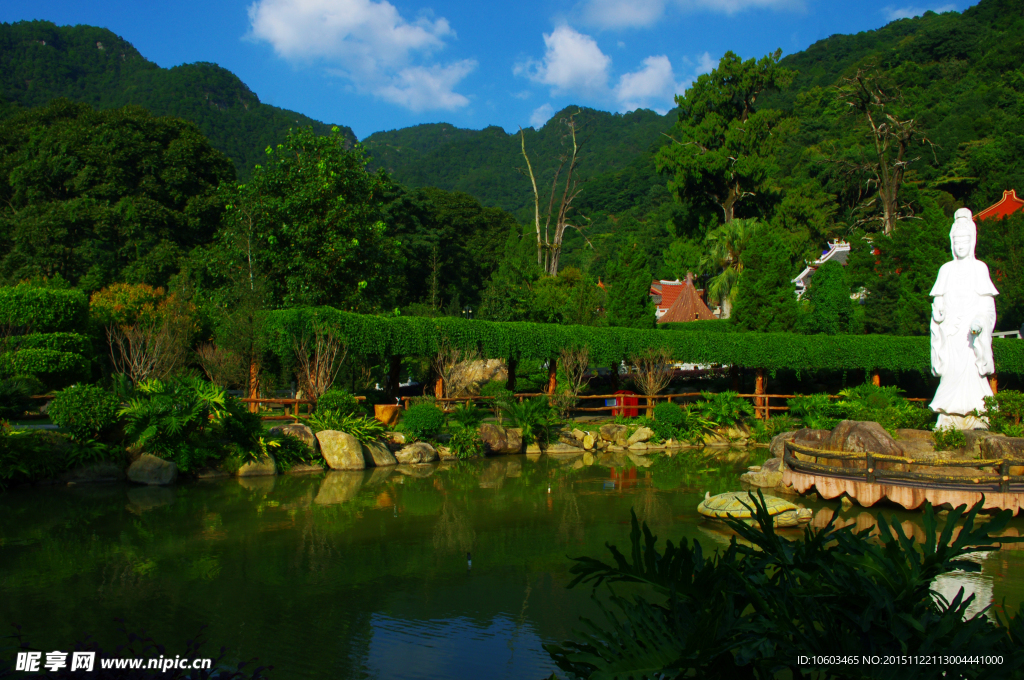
[657,274,715,323]
[977,189,1024,221]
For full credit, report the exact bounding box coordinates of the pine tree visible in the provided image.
[803,260,855,334]
[732,226,799,332]
[478,229,541,322]
[606,245,655,329]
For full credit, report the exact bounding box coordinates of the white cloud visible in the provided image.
[247,0,473,111]
[578,0,801,29]
[375,60,476,112]
[882,3,956,20]
[530,103,555,128]
[512,90,532,100]
[515,26,611,97]
[614,55,677,111]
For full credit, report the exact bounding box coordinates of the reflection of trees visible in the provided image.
[557,489,584,546]
[632,484,670,528]
[432,498,476,554]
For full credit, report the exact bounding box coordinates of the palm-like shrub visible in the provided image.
[836,383,934,433]
[303,409,385,444]
[787,393,839,430]
[546,495,1024,678]
[696,391,754,429]
[499,396,556,446]
[448,401,486,430]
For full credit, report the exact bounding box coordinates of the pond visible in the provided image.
[4,449,1024,679]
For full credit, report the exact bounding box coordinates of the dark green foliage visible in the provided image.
[479,229,544,322]
[978,213,1024,332]
[659,320,734,332]
[933,426,967,451]
[801,260,856,335]
[448,402,486,430]
[981,389,1024,437]
[448,427,484,459]
[787,393,841,430]
[836,383,936,433]
[749,414,800,444]
[0,20,352,180]
[732,226,799,332]
[696,391,755,429]
[605,245,655,329]
[0,425,70,489]
[0,285,88,333]
[0,349,89,387]
[545,496,1024,678]
[401,402,446,440]
[0,100,233,290]
[265,431,319,472]
[0,375,42,419]
[316,389,365,416]
[48,383,119,441]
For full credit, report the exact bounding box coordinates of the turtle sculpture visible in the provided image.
[697,491,812,528]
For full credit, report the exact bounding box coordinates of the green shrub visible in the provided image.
[981,390,1024,436]
[933,426,967,452]
[448,401,486,430]
[401,402,446,440]
[448,427,484,459]
[696,391,754,429]
[545,497,1024,676]
[0,285,88,333]
[835,383,935,433]
[49,384,120,441]
[0,349,89,387]
[0,426,70,489]
[749,414,800,444]
[653,401,684,428]
[479,380,509,397]
[316,388,365,415]
[263,433,317,471]
[303,410,385,445]
[498,396,556,446]
[788,393,840,430]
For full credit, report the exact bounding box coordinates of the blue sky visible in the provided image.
[2,0,967,139]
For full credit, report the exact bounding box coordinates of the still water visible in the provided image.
[4,449,1024,679]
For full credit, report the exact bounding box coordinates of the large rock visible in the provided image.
[964,430,1004,458]
[894,429,937,457]
[770,429,830,459]
[61,461,125,484]
[740,457,787,489]
[285,463,325,474]
[825,421,902,458]
[126,486,176,512]
[627,427,653,445]
[269,422,318,451]
[981,436,1024,461]
[314,471,365,504]
[238,453,277,477]
[599,423,628,442]
[395,442,438,464]
[478,423,523,455]
[127,454,178,486]
[362,441,398,467]
[383,431,407,452]
[317,431,366,470]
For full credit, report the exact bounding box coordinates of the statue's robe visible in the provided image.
[929,258,999,420]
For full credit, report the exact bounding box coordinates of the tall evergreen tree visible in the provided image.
[732,226,799,332]
[478,229,542,322]
[605,245,655,329]
[802,260,856,335]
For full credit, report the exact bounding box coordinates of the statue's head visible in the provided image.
[950,207,977,260]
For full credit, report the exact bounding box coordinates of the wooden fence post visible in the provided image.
[435,376,445,399]
[871,370,881,387]
[247,357,261,414]
[990,374,998,395]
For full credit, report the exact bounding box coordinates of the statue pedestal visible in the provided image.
[935,413,988,431]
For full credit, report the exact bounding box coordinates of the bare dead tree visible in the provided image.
[830,67,934,236]
[195,343,245,389]
[107,321,189,385]
[293,327,347,403]
[558,346,591,398]
[629,347,674,417]
[518,111,594,276]
[432,337,480,399]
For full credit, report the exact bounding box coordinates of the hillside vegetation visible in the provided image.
[0,20,353,179]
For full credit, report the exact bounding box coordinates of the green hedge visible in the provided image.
[5,333,92,356]
[0,349,89,385]
[264,307,1024,376]
[659,320,735,333]
[0,287,88,333]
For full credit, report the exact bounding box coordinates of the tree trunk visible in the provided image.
[871,370,881,387]
[435,375,445,399]
[387,355,402,401]
[247,356,261,414]
[506,357,518,393]
[546,357,558,394]
[754,368,766,420]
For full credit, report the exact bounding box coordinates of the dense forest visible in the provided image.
[1,0,1023,343]
[0,20,354,179]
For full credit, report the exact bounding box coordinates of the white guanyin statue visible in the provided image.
[929,207,999,430]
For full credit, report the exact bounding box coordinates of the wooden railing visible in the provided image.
[784,440,1024,493]
[240,396,365,421]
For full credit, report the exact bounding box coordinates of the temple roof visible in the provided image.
[977,189,1024,221]
[657,273,715,323]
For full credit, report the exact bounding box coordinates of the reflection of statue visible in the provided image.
[929,208,999,430]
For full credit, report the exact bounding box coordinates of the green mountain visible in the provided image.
[0,20,354,179]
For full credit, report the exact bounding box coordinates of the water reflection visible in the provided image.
[3,448,1024,679]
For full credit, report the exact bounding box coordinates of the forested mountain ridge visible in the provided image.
[0,20,354,179]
